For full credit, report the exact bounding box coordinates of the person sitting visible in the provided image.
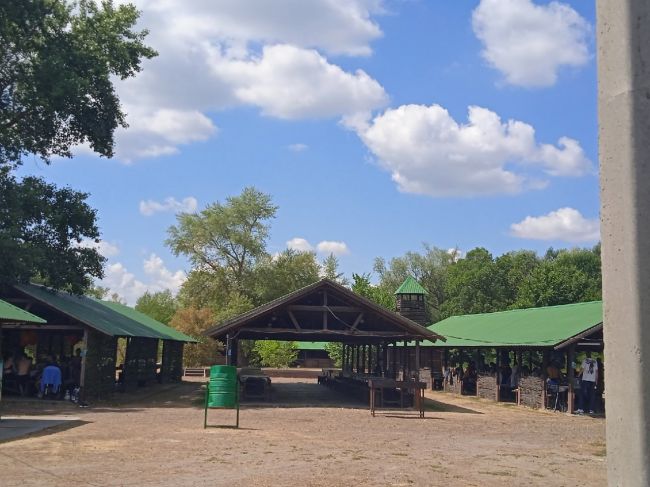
[39,359,62,399]
[16,352,32,396]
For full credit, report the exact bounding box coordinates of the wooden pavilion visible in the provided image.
[204,279,445,402]
[0,283,195,401]
[420,301,604,412]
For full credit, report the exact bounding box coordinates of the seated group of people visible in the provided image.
[2,349,82,399]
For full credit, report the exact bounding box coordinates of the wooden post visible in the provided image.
[415,340,421,375]
[79,328,89,402]
[496,349,501,402]
[567,345,576,414]
[542,349,550,408]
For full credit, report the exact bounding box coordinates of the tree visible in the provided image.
[441,248,510,317]
[0,171,104,293]
[321,253,349,285]
[253,341,298,368]
[253,249,321,303]
[324,342,343,367]
[351,273,394,310]
[167,187,278,296]
[169,307,222,367]
[0,0,156,167]
[515,246,601,308]
[135,290,178,325]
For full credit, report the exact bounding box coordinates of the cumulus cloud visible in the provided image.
[288,143,308,152]
[510,207,600,242]
[472,0,591,87]
[316,241,350,256]
[101,253,186,305]
[107,0,386,161]
[77,239,120,258]
[139,196,198,216]
[286,237,350,256]
[286,237,314,252]
[213,44,387,120]
[355,103,592,197]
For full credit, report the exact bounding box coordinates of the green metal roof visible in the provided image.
[423,301,603,348]
[99,300,196,343]
[14,284,193,341]
[297,341,328,351]
[394,276,428,295]
[0,298,47,324]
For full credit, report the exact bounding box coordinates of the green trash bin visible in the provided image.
[204,365,239,428]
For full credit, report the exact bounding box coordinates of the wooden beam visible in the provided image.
[350,313,364,331]
[0,324,83,330]
[322,290,328,330]
[287,310,301,330]
[286,305,363,313]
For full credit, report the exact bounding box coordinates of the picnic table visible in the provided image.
[368,379,426,418]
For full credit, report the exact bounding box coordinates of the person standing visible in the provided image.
[577,352,598,414]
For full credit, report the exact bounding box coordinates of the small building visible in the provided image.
[1,283,195,401]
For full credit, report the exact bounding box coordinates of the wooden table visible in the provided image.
[368,379,426,418]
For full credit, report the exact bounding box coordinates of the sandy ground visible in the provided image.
[0,378,606,487]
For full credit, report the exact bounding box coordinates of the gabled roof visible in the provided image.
[0,298,47,324]
[98,300,197,343]
[425,301,603,348]
[13,283,193,342]
[394,276,428,295]
[204,279,444,343]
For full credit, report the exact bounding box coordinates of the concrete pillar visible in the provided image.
[598,1,650,483]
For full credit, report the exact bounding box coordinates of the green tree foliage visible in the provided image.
[0,0,156,167]
[374,244,453,321]
[169,307,222,367]
[253,249,321,303]
[321,253,349,285]
[135,290,178,325]
[167,187,278,296]
[515,246,601,308]
[0,171,104,293]
[324,342,342,367]
[441,248,510,317]
[253,340,298,368]
[351,273,394,310]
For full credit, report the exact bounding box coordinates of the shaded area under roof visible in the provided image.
[394,276,428,295]
[423,301,603,348]
[0,298,47,324]
[13,284,192,341]
[205,279,444,343]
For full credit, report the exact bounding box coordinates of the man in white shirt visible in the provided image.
[576,351,598,414]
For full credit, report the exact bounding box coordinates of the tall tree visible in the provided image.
[167,187,278,296]
[351,273,394,310]
[253,249,321,304]
[515,246,601,308]
[0,0,156,167]
[441,247,510,317]
[0,171,104,293]
[135,290,178,325]
[321,253,349,286]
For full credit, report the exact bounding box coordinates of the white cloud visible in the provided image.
[286,237,350,256]
[78,239,120,258]
[447,248,464,262]
[286,237,314,252]
[355,103,592,197]
[316,241,350,256]
[288,143,308,152]
[115,109,217,163]
[100,253,186,305]
[139,196,198,216]
[510,207,600,242]
[472,0,591,87]
[107,0,386,161]
[213,44,387,120]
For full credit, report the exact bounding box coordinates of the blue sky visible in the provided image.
[18,0,600,303]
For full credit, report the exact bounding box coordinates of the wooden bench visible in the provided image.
[183,367,208,377]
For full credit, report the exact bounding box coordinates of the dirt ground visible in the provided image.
[0,378,606,487]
